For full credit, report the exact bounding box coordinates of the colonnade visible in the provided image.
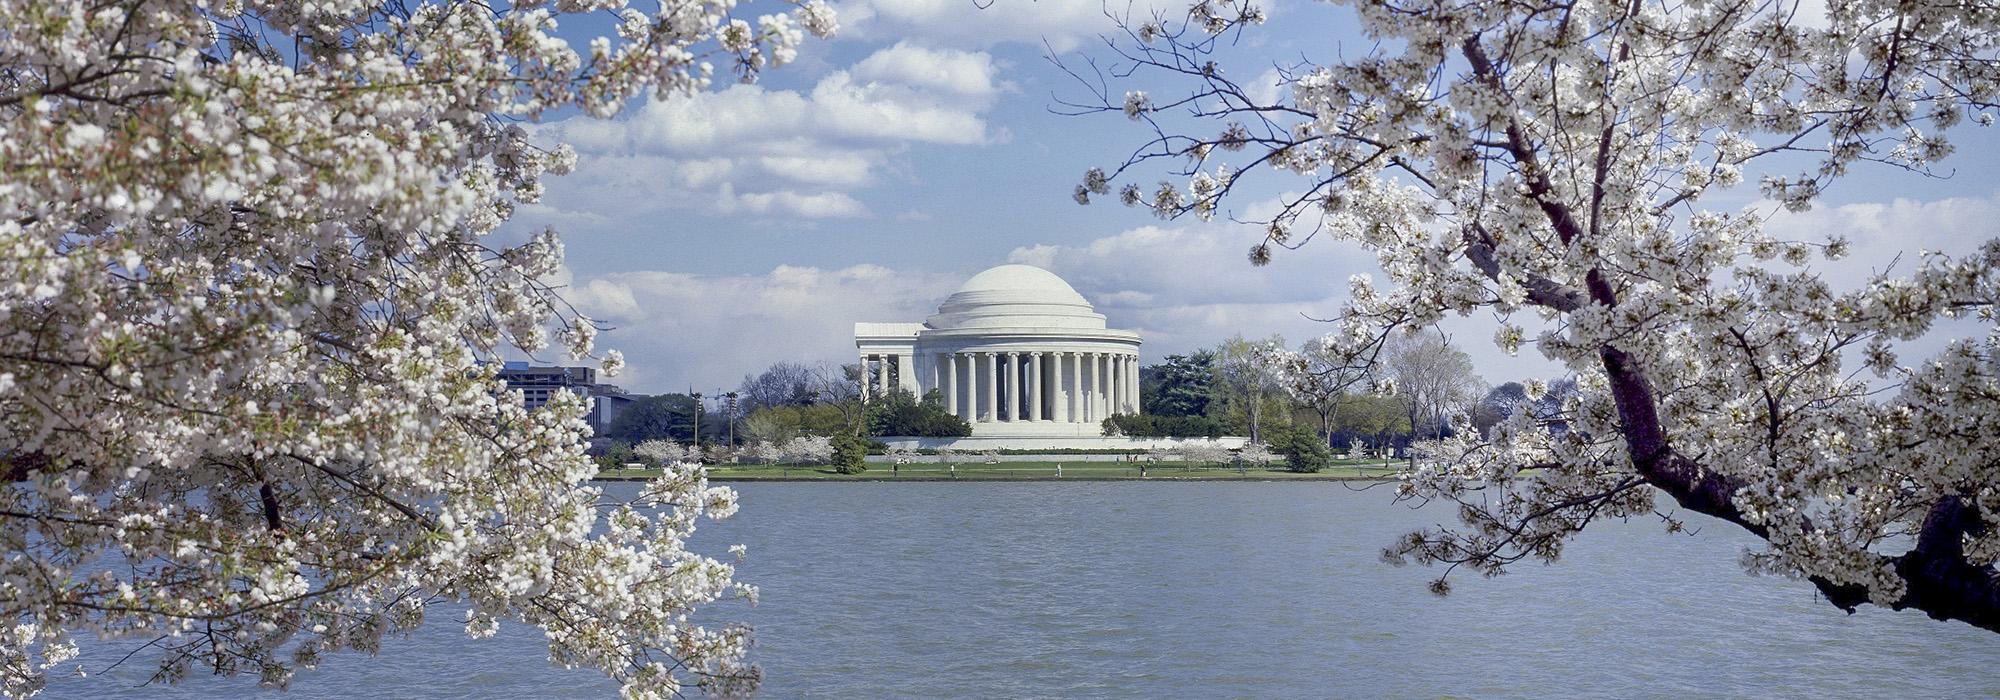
[857,352,914,401]
[930,350,1139,424]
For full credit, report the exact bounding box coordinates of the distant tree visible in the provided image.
[1471,382,1531,435]
[1385,334,1482,443]
[1179,441,1232,465]
[592,440,637,471]
[866,390,973,437]
[739,361,821,411]
[811,362,867,434]
[1145,351,1218,416]
[742,409,800,446]
[1239,442,1280,468]
[634,440,696,465]
[1269,426,1334,473]
[831,434,869,474]
[606,394,712,443]
[777,436,835,465]
[1277,337,1373,448]
[1528,378,1582,434]
[1334,394,1413,457]
[1214,335,1287,442]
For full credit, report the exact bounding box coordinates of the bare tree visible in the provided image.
[1385,333,1483,445]
[738,361,820,411]
[1283,337,1374,448]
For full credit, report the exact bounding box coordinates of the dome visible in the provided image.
[925,264,1107,330]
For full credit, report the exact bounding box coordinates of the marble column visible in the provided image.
[1096,353,1109,419]
[1123,355,1136,413]
[983,353,998,422]
[1072,350,1088,422]
[962,354,977,420]
[944,353,959,416]
[1081,353,1092,419]
[1052,351,1067,423]
[1004,352,1019,421]
[929,353,941,399]
[1028,352,1043,421]
[1131,355,1142,413]
[1077,352,1091,421]
[1108,354,1121,416]
[899,353,917,396]
[1120,352,1136,412]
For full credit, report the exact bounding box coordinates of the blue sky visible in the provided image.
[504,0,2000,395]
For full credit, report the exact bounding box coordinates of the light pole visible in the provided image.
[723,391,739,447]
[690,391,704,450]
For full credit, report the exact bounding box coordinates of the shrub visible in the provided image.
[1268,426,1333,473]
[866,389,972,437]
[832,434,869,474]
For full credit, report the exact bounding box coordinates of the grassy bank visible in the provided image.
[594,460,1407,482]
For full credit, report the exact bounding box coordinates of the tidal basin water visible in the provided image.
[46,482,2000,698]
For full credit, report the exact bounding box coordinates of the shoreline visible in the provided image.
[598,475,1398,482]
[594,467,1403,483]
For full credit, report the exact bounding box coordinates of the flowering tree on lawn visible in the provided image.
[1068,0,2000,631]
[777,436,835,466]
[634,440,698,466]
[0,0,833,696]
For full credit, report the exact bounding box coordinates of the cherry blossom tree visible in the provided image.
[1068,0,2000,632]
[0,0,833,696]
[634,439,697,466]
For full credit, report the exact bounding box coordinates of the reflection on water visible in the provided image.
[43,482,2000,699]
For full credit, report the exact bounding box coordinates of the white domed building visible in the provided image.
[855,264,1146,445]
[856,262,1144,438]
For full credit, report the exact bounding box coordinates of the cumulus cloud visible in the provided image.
[530,43,1008,228]
[1762,191,1997,286]
[1006,222,1362,308]
[833,0,1179,51]
[563,264,964,393]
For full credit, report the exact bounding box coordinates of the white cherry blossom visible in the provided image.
[1073,0,2000,633]
[0,0,832,696]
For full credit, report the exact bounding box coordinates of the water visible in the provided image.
[43,482,2000,698]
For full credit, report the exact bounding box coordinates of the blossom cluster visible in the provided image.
[1082,0,2000,623]
[0,0,832,696]
[731,436,835,465]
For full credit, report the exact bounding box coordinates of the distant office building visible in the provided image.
[498,361,632,436]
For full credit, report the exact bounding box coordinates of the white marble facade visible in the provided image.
[855,264,1141,437]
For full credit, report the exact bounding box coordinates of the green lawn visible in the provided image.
[594,460,1407,481]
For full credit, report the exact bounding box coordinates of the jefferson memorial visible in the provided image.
[855,264,1142,440]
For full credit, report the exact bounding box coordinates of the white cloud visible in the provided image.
[564,264,964,392]
[833,0,1179,52]
[810,72,999,145]
[1245,68,1288,106]
[852,41,1011,99]
[1763,192,1996,287]
[533,43,1008,225]
[1005,222,1361,308]
[719,186,871,219]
